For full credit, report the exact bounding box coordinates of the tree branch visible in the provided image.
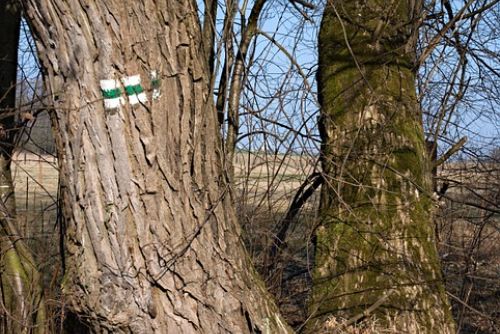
[433,136,467,167]
[264,171,323,276]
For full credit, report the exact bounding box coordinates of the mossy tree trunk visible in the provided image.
[0,1,46,332]
[310,1,455,332]
[21,0,291,332]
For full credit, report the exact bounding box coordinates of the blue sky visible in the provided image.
[16,0,499,158]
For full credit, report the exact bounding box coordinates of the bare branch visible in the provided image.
[434,136,468,167]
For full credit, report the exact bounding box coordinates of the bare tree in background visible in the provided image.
[198,0,499,331]
[418,1,500,332]
[0,0,46,332]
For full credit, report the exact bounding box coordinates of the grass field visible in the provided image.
[12,151,59,237]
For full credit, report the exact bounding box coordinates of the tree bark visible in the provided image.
[21,0,291,332]
[310,1,455,332]
[0,1,47,332]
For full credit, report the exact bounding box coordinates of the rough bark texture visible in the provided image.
[21,0,291,333]
[310,1,455,332]
[0,1,46,332]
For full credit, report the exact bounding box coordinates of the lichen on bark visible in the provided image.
[309,1,455,332]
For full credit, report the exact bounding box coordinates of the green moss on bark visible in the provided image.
[310,1,455,333]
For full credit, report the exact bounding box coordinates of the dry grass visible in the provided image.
[11,151,63,332]
[12,151,59,234]
[234,151,316,212]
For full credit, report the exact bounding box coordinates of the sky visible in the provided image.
[16,0,500,158]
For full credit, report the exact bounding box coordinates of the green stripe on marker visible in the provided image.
[101,88,122,99]
[124,84,144,95]
[151,79,160,88]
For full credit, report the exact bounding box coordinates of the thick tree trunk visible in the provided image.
[0,1,46,332]
[22,0,291,332]
[310,1,455,333]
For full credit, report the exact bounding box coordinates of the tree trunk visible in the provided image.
[310,1,455,332]
[0,1,46,332]
[21,0,291,332]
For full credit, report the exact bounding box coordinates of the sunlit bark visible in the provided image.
[21,0,291,332]
[310,1,455,332]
